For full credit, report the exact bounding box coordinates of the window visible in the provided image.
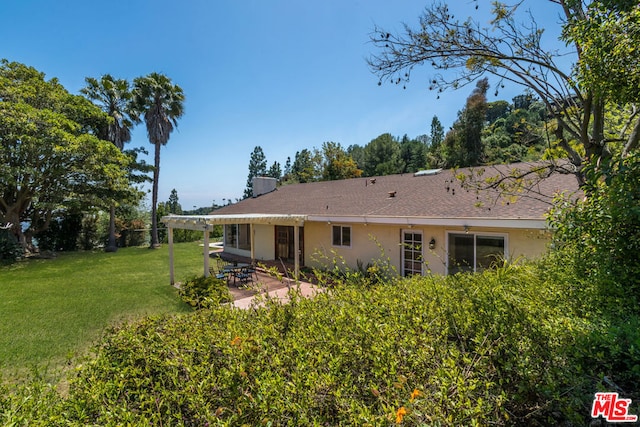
[447,232,506,274]
[332,225,351,247]
[224,224,251,250]
[402,231,423,276]
[224,224,237,246]
[237,224,250,250]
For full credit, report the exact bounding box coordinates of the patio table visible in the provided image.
[223,263,252,285]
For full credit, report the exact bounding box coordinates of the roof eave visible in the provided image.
[162,214,307,230]
[307,215,548,229]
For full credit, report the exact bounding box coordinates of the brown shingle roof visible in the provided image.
[215,163,580,221]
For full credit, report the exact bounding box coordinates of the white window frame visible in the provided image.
[401,229,424,277]
[224,223,251,250]
[331,225,352,248]
[445,230,508,275]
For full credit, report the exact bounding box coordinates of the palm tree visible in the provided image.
[131,73,185,248]
[81,74,134,252]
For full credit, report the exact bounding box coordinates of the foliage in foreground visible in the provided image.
[4,260,638,426]
[178,274,232,309]
[550,152,640,313]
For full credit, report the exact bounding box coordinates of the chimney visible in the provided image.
[252,176,277,197]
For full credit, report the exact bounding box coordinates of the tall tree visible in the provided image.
[321,141,362,181]
[563,0,640,156]
[461,78,489,166]
[243,146,268,198]
[363,133,405,176]
[369,0,640,186]
[167,188,182,214]
[430,116,444,150]
[267,161,282,181]
[131,73,184,248]
[427,116,446,167]
[0,60,132,253]
[399,134,428,173]
[433,78,491,168]
[347,144,366,171]
[291,149,321,183]
[282,156,292,181]
[81,74,135,252]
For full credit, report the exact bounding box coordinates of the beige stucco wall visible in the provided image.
[303,222,402,271]
[303,221,551,275]
[223,221,551,276]
[252,224,275,261]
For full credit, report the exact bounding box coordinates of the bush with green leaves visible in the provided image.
[178,274,232,309]
[4,253,640,425]
[0,230,22,264]
[310,237,397,289]
[3,262,617,426]
[549,152,640,313]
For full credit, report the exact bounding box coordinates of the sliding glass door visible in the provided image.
[447,232,505,274]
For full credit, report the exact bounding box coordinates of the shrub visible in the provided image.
[549,152,640,313]
[178,274,232,309]
[0,230,22,264]
[40,265,596,425]
[4,260,638,425]
[310,236,397,289]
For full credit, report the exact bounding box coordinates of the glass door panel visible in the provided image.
[402,231,423,277]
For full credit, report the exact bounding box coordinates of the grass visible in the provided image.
[0,242,204,381]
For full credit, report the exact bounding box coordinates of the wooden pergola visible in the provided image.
[161,213,306,285]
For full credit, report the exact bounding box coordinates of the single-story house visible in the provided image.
[162,162,579,283]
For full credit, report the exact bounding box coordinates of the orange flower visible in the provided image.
[230,336,242,346]
[410,388,421,401]
[396,406,407,423]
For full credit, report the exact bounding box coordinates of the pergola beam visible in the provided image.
[161,214,306,285]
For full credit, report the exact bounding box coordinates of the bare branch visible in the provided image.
[456,161,581,207]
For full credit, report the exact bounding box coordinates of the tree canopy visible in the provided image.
[369,0,640,185]
[0,60,134,252]
[81,74,137,252]
[321,142,363,181]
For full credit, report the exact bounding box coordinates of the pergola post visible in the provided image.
[168,226,175,285]
[294,223,300,279]
[203,224,210,277]
[250,223,255,261]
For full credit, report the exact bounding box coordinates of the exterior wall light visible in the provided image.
[429,238,436,250]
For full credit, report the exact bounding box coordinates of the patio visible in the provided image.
[210,251,320,309]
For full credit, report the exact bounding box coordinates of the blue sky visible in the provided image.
[1,1,566,209]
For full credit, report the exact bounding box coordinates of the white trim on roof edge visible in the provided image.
[162,214,307,230]
[162,213,547,230]
[307,215,547,229]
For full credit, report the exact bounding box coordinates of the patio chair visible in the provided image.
[216,256,231,273]
[246,260,259,282]
[232,267,251,285]
[209,266,228,282]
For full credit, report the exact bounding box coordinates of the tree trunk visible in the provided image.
[3,204,28,255]
[623,115,640,156]
[150,142,161,248]
[105,204,118,252]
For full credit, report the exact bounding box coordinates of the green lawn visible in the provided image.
[0,243,203,381]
